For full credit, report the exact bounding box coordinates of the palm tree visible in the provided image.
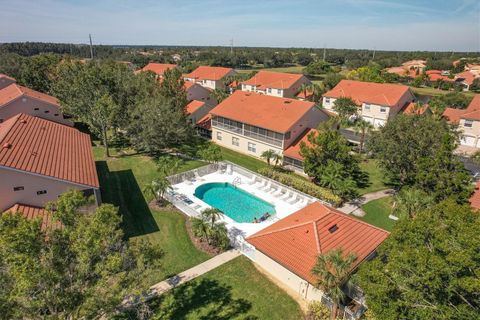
[311,249,357,320]
[272,153,283,167]
[201,208,223,229]
[393,187,433,219]
[210,88,229,103]
[157,156,183,176]
[191,217,209,241]
[299,83,311,100]
[353,119,374,153]
[260,149,276,166]
[143,175,171,204]
[311,83,325,102]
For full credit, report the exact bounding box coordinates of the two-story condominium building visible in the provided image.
[210,91,329,157]
[443,94,480,148]
[240,71,311,98]
[184,66,236,90]
[322,80,415,128]
[0,113,100,212]
[138,63,177,78]
[0,83,73,126]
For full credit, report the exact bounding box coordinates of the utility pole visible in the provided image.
[372,47,376,61]
[230,38,234,55]
[323,44,326,61]
[89,34,94,60]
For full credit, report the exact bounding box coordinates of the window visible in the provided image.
[216,131,222,140]
[284,131,291,140]
[364,104,371,111]
[328,224,338,233]
[380,107,387,113]
[464,120,474,128]
[44,110,50,114]
[0,119,3,123]
[248,142,256,153]
[13,186,24,191]
[232,137,239,146]
[54,113,59,116]
[325,98,330,103]
[37,190,47,195]
[267,88,272,93]
[276,89,282,95]
[34,107,39,111]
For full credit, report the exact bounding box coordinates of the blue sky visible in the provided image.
[1,0,479,51]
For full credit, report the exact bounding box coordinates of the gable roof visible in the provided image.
[283,128,318,161]
[0,113,99,188]
[0,84,60,108]
[247,202,389,284]
[323,80,411,107]
[184,66,233,81]
[443,94,480,122]
[0,74,15,82]
[241,71,306,90]
[455,70,479,86]
[5,204,62,230]
[141,63,177,75]
[210,91,317,133]
[186,100,206,115]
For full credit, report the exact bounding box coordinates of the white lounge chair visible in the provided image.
[259,181,271,191]
[297,197,307,207]
[288,194,300,205]
[272,188,284,197]
[247,175,257,185]
[280,191,293,201]
[226,164,233,175]
[194,171,205,181]
[255,179,267,189]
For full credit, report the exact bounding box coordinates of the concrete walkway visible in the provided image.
[149,249,241,296]
[337,189,394,216]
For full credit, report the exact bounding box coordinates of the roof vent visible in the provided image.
[328,224,338,233]
[3,143,12,149]
[284,100,292,104]
[20,119,27,124]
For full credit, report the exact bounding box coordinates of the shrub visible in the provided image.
[257,168,342,206]
[305,301,331,320]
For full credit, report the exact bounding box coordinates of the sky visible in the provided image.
[1,0,479,51]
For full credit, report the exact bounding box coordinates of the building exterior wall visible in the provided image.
[187,84,215,104]
[185,70,236,91]
[188,103,216,125]
[254,250,324,301]
[0,96,73,126]
[283,107,329,148]
[0,77,15,90]
[282,76,311,98]
[241,76,311,98]
[212,127,284,157]
[0,167,99,212]
[458,118,480,147]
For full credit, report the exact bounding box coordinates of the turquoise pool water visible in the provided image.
[194,182,275,223]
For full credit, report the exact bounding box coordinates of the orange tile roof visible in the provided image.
[456,70,478,86]
[184,80,194,90]
[0,73,15,82]
[5,203,61,230]
[186,100,206,115]
[184,66,233,81]
[0,113,99,188]
[323,80,411,107]
[196,114,212,130]
[469,182,480,210]
[443,94,480,122]
[247,202,389,284]
[141,63,177,75]
[241,71,306,90]
[296,89,313,99]
[428,73,454,82]
[402,102,429,115]
[0,84,60,108]
[283,128,318,161]
[210,91,317,133]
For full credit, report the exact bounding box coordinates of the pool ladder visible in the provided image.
[232,177,241,187]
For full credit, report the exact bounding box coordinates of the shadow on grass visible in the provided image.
[96,161,159,239]
[120,279,254,320]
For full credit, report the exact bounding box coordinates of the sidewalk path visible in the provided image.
[149,249,241,296]
[337,189,394,216]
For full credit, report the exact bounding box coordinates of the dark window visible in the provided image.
[0,119,3,123]
[34,107,39,111]
[54,113,59,116]
[328,224,338,233]
[44,110,50,114]
[13,186,24,191]
[37,190,47,195]
[285,131,291,140]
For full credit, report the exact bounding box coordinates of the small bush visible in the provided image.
[305,301,331,320]
[257,168,342,206]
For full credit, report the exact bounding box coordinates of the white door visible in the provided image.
[461,135,476,146]
[374,118,386,128]
[476,138,480,148]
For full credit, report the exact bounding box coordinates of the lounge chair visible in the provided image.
[226,164,233,175]
[194,171,205,181]
[280,191,293,201]
[272,188,285,197]
[297,197,307,207]
[247,175,257,185]
[259,181,272,191]
[288,194,300,205]
[256,179,268,189]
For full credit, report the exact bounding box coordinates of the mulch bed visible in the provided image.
[148,200,222,256]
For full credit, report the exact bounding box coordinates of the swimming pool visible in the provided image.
[194,182,276,223]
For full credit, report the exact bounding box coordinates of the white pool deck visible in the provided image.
[168,163,320,238]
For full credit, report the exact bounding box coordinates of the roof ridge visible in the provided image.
[312,220,322,254]
[0,113,22,144]
[247,219,316,240]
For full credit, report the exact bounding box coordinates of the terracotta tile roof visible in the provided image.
[385,67,417,78]
[184,80,194,90]
[4,203,61,230]
[443,95,480,122]
[241,71,306,90]
[323,80,411,107]
[196,114,211,130]
[140,63,177,75]
[247,202,389,284]
[186,100,206,115]
[184,66,233,81]
[283,128,318,161]
[470,182,480,210]
[0,113,99,188]
[456,71,478,86]
[402,102,429,115]
[0,84,60,108]
[0,73,15,82]
[428,73,454,82]
[210,91,317,133]
[296,89,313,99]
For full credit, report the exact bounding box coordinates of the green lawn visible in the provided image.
[357,159,389,195]
[145,256,303,320]
[220,146,269,172]
[236,65,305,74]
[94,146,209,284]
[358,197,396,231]
[411,86,475,98]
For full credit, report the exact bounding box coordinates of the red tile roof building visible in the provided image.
[139,63,177,77]
[4,203,62,230]
[241,71,311,98]
[247,202,389,284]
[0,73,16,90]
[282,128,318,169]
[0,113,99,211]
[184,66,235,90]
[0,83,72,126]
[469,182,480,210]
[443,95,480,149]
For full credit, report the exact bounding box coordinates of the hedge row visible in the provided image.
[257,168,342,207]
